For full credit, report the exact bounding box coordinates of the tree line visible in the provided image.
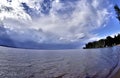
[83,5,120,49]
[83,34,120,49]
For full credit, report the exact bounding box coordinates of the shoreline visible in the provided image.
[111,68,120,78]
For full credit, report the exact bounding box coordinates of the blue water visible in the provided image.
[0,46,119,78]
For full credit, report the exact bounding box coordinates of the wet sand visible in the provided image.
[111,69,120,78]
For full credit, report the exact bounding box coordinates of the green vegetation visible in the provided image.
[83,34,120,49]
[84,5,120,49]
[114,5,120,21]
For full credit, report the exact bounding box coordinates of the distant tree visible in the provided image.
[116,34,120,45]
[114,5,120,21]
[105,36,113,47]
[84,35,116,49]
[98,39,106,48]
[85,42,93,48]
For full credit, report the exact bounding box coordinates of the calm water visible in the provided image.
[0,46,120,78]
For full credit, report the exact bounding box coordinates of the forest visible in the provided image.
[84,34,120,49]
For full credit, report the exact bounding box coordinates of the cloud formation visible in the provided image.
[0,0,112,45]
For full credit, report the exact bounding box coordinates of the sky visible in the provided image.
[92,0,120,39]
[0,0,120,49]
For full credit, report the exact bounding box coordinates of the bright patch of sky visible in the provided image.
[0,0,118,47]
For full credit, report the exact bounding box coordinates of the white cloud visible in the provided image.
[0,0,32,21]
[0,0,112,44]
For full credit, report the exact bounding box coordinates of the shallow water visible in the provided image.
[0,46,120,78]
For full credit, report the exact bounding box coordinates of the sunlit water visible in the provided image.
[0,46,120,78]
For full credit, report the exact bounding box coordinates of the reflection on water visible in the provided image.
[0,46,119,78]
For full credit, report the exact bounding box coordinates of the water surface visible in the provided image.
[0,46,120,78]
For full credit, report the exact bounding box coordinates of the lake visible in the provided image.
[0,46,120,78]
